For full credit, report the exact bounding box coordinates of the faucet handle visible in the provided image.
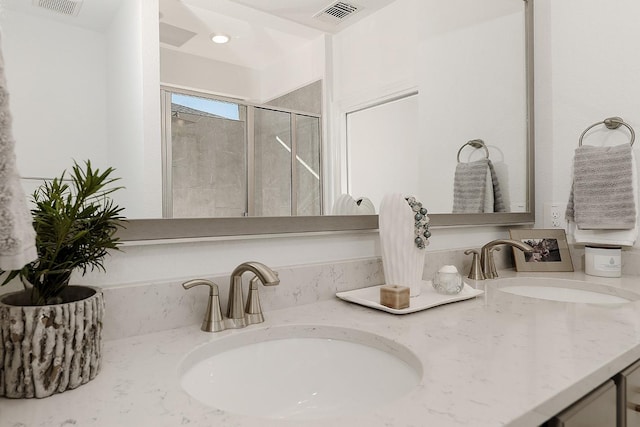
[182,279,226,332]
[245,276,264,325]
[487,247,502,279]
[464,249,485,280]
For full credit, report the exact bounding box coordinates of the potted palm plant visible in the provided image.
[0,160,125,398]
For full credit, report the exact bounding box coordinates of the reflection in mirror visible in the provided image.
[332,194,376,215]
[162,86,322,217]
[294,114,322,216]
[344,0,527,215]
[166,92,248,218]
[1,0,534,240]
[3,0,162,219]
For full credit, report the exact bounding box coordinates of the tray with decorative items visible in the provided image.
[336,280,483,315]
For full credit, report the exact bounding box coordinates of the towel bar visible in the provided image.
[457,139,489,163]
[578,116,635,147]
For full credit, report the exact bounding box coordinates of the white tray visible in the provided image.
[336,280,484,314]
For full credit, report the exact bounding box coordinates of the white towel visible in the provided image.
[570,152,639,246]
[0,31,37,271]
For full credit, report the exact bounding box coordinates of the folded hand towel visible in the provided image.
[570,152,638,246]
[453,160,487,213]
[566,144,636,229]
[453,159,506,213]
[488,160,506,213]
[483,168,494,213]
[0,31,37,270]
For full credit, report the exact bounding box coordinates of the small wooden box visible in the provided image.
[380,285,410,309]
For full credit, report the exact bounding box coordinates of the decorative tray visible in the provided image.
[336,280,484,314]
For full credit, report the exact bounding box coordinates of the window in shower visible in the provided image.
[161,88,322,218]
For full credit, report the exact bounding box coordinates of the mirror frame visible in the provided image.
[118,0,534,242]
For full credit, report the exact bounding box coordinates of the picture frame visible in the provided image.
[508,229,574,272]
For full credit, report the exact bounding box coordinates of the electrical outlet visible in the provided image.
[543,203,567,229]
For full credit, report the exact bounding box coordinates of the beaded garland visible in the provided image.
[405,196,431,249]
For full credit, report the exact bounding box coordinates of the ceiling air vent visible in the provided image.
[159,23,198,48]
[314,1,361,24]
[32,0,83,17]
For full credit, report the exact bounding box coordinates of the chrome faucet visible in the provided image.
[182,261,279,332]
[466,239,533,280]
[227,261,280,329]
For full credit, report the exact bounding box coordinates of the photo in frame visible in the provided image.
[508,229,574,272]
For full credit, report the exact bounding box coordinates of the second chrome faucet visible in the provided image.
[227,261,280,329]
[182,261,280,332]
[466,239,533,280]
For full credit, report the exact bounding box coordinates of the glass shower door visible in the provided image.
[295,114,321,216]
[167,93,247,218]
[162,89,323,218]
[252,108,292,216]
[252,109,322,216]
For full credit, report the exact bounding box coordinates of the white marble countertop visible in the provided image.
[3,271,640,427]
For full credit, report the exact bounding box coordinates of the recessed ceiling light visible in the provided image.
[211,34,230,44]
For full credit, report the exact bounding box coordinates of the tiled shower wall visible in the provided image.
[172,111,247,218]
[171,81,322,218]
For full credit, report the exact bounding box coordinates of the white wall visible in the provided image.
[332,0,527,214]
[1,10,108,182]
[347,94,421,208]
[534,0,640,246]
[160,48,259,99]
[160,35,324,105]
[71,225,507,287]
[1,3,162,218]
[259,36,326,103]
[106,0,163,219]
[332,0,418,104]
[140,0,163,219]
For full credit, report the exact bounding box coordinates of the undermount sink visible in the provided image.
[496,277,640,304]
[178,325,422,420]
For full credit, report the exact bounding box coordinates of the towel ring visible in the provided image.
[457,139,489,163]
[578,116,635,147]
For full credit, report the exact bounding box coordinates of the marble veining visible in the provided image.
[100,257,387,340]
[3,270,640,426]
[99,250,504,341]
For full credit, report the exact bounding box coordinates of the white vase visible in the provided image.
[332,194,376,215]
[379,193,426,297]
[355,197,375,214]
[332,194,358,215]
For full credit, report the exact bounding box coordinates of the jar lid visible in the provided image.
[438,265,459,274]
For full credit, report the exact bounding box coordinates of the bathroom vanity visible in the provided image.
[2,269,640,426]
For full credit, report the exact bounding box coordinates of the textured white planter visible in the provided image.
[0,286,103,398]
[379,194,426,297]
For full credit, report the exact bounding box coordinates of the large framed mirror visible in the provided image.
[1,0,533,241]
